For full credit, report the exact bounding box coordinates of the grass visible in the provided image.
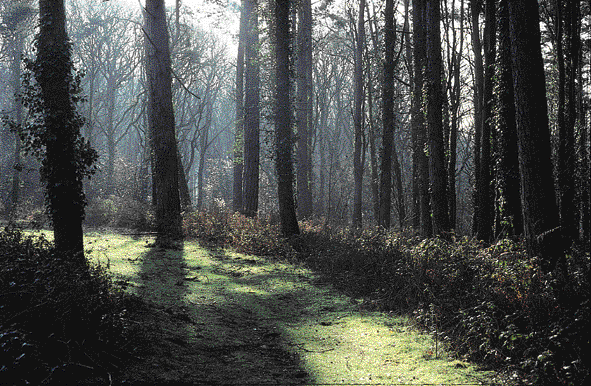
[60,229,493,384]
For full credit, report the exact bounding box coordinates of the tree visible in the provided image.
[470,0,484,237]
[379,0,395,228]
[426,0,450,235]
[411,0,432,236]
[494,0,522,237]
[144,0,183,243]
[242,0,260,217]
[27,0,97,257]
[556,0,580,244]
[352,0,365,228]
[233,0,247,213]
[274,0,299,236]
[508,0,563,272]
[474,0,495,241]
[296,0,313,219]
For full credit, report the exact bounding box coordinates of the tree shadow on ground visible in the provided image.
[121,242,310,385]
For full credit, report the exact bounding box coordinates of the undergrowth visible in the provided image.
[183,211,590,385]
[0,227,141,385]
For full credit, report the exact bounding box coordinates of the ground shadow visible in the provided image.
[122,242,310,385]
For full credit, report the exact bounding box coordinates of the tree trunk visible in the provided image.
[296,0,313,219]
[379,0,395,229]
[470,0,484,237]
[508,0,563,272]
[558,0,580,244]
[233,0,246,213]
[412,0,432,237]
[352,0,366,228]
[275,0,300,237]
[475,0,496,241]
[242,0,260,217]
[426,0,450,236]
[495,0,523,237]
[36,0,86,258]
[144,0,183,243]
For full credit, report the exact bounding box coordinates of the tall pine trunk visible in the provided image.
[242,0,260,217]
[495,0,523,237]
[233,1,247,213]
[144,0,183,243]
[508,0,563,272]
[426,0,449,236]
[412,0,432,236]
[475,0,495,241]
[379,0,395,228]
[352,0,365,228]
[275,0,300,236]
[296,0,313,219]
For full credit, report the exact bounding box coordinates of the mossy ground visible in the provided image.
[30,230,495,384]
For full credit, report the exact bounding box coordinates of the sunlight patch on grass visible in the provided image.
[52,232,495,385]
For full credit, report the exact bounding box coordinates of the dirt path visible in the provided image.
[84,233,494,385]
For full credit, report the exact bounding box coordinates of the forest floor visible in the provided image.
[78,230,495,385]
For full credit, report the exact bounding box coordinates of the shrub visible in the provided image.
[0,227,137,384]
[182,211,590,385]
[183,211,294,257]
[84,196,153,230]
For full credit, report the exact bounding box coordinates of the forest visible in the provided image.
[0,0,589,385]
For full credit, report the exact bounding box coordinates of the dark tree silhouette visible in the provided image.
[296,0,313,219]
[352,0,365,228]
[426,0,450,235]
[144,0,183,243]
[242,0,260,217]
[233,0,246,213]
[31,0,97,258]
[274,0,300,237]
[508,0,563,272]
[495,0,523,237]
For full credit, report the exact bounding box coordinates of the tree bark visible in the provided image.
[233,0,246,213]
[379,0,395,228]
[558,0,580,244]
[275,0,300,236]
[412,0,432,236]
[470,0,484,237]
[144,0,183,243]
[495,0,523,237]
[426,0,450,236]
[36,0,87,257]
[475,0,496,241]
[352,0,366,228]
[508,0,563,272]
[242,0,260,217]
[296,0,313,219]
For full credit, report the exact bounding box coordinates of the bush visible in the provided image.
[84,196,153,230]
[183,211,295,257]
[0,227,137,384]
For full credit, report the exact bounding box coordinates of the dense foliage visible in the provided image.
[0,227,137,385]
[184,211,590,385]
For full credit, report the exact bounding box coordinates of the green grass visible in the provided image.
[63,230,494,384]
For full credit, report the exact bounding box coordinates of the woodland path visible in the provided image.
[83,231,494,385]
